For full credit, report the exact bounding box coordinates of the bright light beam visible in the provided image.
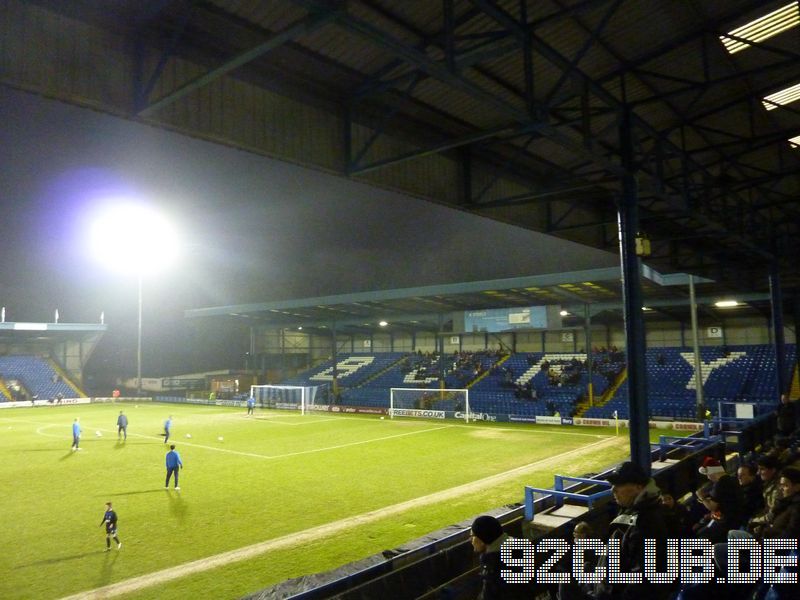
[89,202,180,397]
[89,203,180,273]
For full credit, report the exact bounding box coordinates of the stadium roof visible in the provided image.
[0,322,107,359]
[184,266,770,333]
[9,0,800,299]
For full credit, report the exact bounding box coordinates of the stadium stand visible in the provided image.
[279,345,797,421]
[0,355,83,401]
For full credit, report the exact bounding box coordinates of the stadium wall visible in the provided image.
[253,317,796,363]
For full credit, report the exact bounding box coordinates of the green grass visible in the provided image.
[0,402,673,599]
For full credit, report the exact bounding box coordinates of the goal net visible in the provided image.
[389,387,470,422]
[250,384,330,415]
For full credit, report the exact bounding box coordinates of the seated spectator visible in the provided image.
[661,491,692,538]
[469,515,529,600]
[695,476,743,544]
[758,466,800,540]
[748,455,783,534]
[737,463,764,521]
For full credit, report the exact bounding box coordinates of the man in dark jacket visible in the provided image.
[470,515,529,600]
[593,461,674,600]
[737,463,763,522]
[775,394,796,438]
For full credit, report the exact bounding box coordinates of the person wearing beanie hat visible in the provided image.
[469,515,528,600]
[471,515,504,548]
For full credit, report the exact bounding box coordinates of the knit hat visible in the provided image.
[471,515,504,545]
[699,456,725,476]
[606,461,649,486]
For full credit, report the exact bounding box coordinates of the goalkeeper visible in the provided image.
[99,502,121,551]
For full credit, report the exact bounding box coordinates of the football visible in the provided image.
[217,436,224,442]
[95,430,102,437]
[186,433,192,438]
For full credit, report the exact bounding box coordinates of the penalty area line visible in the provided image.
[58,435,625,600]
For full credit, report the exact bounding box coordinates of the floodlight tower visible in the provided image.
[90,203,179,396]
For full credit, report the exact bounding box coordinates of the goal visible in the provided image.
[250,384,329,415]
[389,387,470,422]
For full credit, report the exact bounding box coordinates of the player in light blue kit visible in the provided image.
[165,444,183,490]
[117,411,128,441]
[163,415,172,443]
[247,394,255,415]
[71,417,82,451]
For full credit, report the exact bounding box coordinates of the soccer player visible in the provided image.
[165,444,183,490]
[99,501,121,551]
[247,394,255,415]
[163,415,172,443]
[71,417,81,451]
[117,410,128,441]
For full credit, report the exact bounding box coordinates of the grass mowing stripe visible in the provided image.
[57,434,623,600]
[32,421,455,460]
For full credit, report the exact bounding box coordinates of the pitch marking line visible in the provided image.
[28,421,453,460]
[59,434,624,600]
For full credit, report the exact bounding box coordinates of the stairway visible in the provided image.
[574,368,628,417]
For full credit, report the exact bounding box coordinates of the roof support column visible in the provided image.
[769,267,787,398]
[585,305,594,406]
[618,105,650,473]
[438,314,446,389]
[793,296,800,392]
[688,274,706,420]
[331,322,339,402]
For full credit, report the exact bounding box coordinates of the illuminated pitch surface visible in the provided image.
[0,403,669,600]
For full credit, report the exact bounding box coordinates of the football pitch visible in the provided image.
[1,402,663,599]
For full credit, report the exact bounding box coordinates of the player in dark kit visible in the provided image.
[99,501,122,551]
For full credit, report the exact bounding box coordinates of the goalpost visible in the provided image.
[389,387,470,422]
[250,384,329,415]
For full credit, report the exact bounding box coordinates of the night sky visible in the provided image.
[0,86,619,378]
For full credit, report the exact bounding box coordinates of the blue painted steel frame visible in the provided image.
[524,474,612,521]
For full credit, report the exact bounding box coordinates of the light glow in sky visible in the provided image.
[89,202,180,274]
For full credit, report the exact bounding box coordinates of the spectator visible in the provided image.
[748,455,783,534]
[660,492,692,538]
[775,394,796,439]
[695,476,743,544]
[591,461,674,600]
[469,515,528,600]
[759,466,800,540]
[737,463,764,520]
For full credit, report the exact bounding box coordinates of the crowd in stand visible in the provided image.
[468,395,800,600]
[404,350,504,387]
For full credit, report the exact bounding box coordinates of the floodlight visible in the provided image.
[559,310,569,316]
[378,320,388,327]
[714,300,739,308]
[90,203,180,273]
[89,202,180,396]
